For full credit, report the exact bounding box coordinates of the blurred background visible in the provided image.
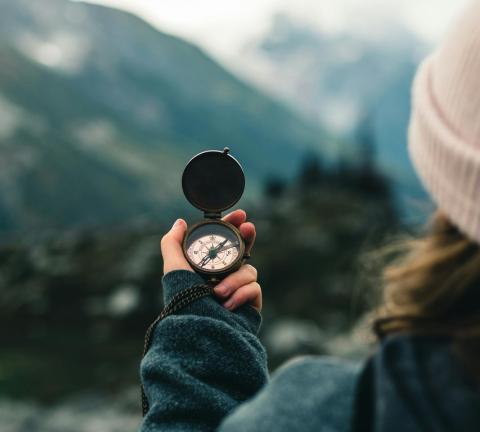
[0,0,470,430]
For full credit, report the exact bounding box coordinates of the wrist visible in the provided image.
[161,270,205,304]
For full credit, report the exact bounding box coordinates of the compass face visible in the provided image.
[184,222,243,273]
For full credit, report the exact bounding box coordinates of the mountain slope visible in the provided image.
[0,0,332,233]
[236,14,430,215]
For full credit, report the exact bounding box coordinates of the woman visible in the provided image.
[140,2,480,431]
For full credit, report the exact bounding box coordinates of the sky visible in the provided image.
[77,0,471,61]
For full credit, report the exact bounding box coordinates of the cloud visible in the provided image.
[77,0,470,58]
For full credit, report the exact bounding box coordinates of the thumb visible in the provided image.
[167,218,187,243]
[160,219,193,274]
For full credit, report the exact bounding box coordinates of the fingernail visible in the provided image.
[172,219,181,228]
[214,284,229,296]
[223,300,234,310]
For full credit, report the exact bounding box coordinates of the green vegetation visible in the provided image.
[0,0,334,234]
[0,153,398,401]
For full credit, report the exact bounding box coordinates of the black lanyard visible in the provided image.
[140,282,214,416]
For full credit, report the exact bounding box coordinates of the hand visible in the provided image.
[213,264,261,312]
[160,209,261,312]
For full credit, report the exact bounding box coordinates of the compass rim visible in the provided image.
[182,220,245,275]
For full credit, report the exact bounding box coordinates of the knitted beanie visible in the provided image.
[408,1,480,243]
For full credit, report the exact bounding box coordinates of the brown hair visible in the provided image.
[373,211,480,378]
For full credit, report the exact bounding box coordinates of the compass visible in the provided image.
[182,148,247,281]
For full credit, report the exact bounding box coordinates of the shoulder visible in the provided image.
[372,333,457,378]
[220,355,362,432]
[355,334,480,432]
[273,355,361,387]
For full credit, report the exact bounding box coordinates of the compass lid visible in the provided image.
[182,148,245,216]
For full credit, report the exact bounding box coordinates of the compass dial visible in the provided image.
[183,221,244,274]
[187,234,239,271]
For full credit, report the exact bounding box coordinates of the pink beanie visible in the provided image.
[408,1,480,243]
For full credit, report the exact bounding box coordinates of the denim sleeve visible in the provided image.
[139,270,268,432]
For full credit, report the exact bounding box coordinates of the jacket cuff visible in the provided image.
[160,270,262,335]
[161,270,206,304]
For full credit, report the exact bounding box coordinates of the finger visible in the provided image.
[223,282,262,312]
[160,219,193,273]
[222,209,246,228]
[239,222,256,254]
[213,264,257,298]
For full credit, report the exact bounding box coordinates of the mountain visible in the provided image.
[0,0,332,234]
[235,14,431,215]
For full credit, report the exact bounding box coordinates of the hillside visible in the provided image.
[236,13,430,214]
[0,0,332,234]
